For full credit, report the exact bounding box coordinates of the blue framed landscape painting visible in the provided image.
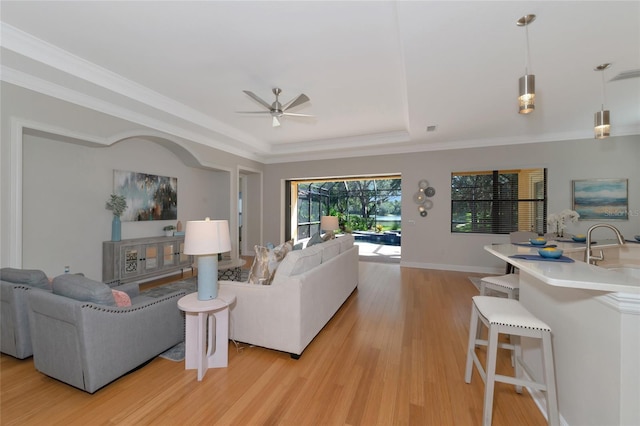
[572,179,628,220]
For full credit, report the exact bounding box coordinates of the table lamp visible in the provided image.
[184,217,231,300]
[320,215,339,239]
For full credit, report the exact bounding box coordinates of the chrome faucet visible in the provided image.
[584,223,625,265]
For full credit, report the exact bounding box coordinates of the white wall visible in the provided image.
[263,136,640,274]
[22,133,229,279]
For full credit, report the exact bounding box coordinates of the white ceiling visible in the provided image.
[1,1,639,163]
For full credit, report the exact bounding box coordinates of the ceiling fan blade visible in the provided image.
[236,111,272,114]
[243,90,272,110]
[272,116,281,127]
[282,93,310,111]
[282,112,314,117]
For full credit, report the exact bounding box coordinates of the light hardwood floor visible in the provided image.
[1,263,547,425]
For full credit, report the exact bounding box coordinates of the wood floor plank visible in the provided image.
[1,263,548,425]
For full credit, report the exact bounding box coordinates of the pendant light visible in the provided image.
[594,63,611,139]
[517,14,536,114]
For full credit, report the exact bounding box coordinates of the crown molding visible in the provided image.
[1,66,263,162]
[0,22,268,153]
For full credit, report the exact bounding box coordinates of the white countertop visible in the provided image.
[484,241,640,293]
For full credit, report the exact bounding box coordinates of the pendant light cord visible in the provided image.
[600,69,606,110]
[524,22,531,74]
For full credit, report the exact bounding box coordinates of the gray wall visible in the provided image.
[263,136,640,274]
[22,134,229,278]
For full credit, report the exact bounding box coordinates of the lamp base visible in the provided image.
[196,254,219,300]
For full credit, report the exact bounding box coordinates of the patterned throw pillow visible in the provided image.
[248,240,293,285]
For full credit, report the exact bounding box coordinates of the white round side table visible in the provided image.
[177,288,236,381]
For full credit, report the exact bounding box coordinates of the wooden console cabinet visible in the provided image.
[103,236,193,286]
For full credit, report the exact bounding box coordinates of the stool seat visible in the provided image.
[465,296,559,426]
[480,273,519,300]
[473,296,550,331]
[481,273,519,290]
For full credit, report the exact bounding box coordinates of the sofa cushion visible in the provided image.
[248,240,293,285]
[321,239,341,262]
[273,244,323,283]
[338,234,355,253]
[0,267,50,290]
[52,274,116,306]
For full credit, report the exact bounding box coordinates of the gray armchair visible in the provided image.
[28,274,185,393]
[1,268,51,359]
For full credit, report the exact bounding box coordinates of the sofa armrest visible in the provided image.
[1,281,35,358]
[219,279,303,353]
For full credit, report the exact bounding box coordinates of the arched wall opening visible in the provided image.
[14,125,239,280]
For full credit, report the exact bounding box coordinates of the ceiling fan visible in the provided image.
[238,88,312,127]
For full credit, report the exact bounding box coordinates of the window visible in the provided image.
[451,168,547,234]
[286,177,402,241]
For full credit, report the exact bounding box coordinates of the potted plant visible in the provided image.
[163,225,176,237]
[105,194,127,242]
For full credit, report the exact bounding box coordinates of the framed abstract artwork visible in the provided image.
[572,178,628,220]
[114,170,177,221]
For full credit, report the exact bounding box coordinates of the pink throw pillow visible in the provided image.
[111,289,132,307]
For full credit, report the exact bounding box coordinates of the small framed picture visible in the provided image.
[572,178,628,220]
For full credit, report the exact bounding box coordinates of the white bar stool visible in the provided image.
[479,273,520,366]
[465,296,560,426]
[480,273,519,299]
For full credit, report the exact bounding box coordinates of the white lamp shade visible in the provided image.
[320,215,339,231]
[183,218,231,255]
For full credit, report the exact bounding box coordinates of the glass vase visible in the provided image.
[111,215,121,241]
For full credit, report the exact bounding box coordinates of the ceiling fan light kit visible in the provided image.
[517,14,536,114]
[239,88,313,127]
[594,63,612,139]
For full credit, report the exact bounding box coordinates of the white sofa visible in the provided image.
[219,234,359,358]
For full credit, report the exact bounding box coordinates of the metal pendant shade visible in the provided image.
[517,14,536,114]
[594,110,610,139]
[519,74,535,114]
[594,63,611,139]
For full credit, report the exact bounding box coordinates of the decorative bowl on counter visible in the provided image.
[538,247,564,259]
[529,237,547,246]
[571,234,586,242]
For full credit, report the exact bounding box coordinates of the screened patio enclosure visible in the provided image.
[286,177,402,245]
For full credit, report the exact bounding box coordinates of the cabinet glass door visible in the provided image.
[144,245,159,271]
[122,247,140,278]
[163,243,175,266]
